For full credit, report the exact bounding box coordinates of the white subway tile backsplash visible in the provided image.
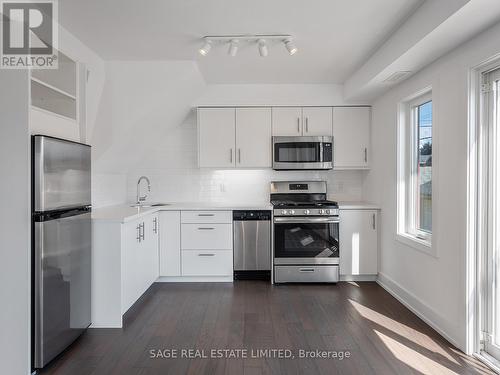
[92,173,127,208]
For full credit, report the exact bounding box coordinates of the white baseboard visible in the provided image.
[340,274,377,282]
[377,272,463,351]
[156,276,233,283]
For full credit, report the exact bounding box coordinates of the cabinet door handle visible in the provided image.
[297,117,300,134]
[198,214,214,217]
[153,217,158,234]
[364,148,368,163]
[305,117,309,133]
[198,253,215,257]
[230,148,233,163]
[141,223,145,241]
[136,225,141,242]
[299,268,315,273]
[372,213,376,230]
[238,148,241,164]
[198,227,215,230]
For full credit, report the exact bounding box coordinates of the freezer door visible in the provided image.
[33,135,91,211]
[34,211,91,368]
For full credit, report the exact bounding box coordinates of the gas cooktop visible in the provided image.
[271,200,338,208]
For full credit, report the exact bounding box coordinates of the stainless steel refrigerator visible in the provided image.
[32,135,91,369]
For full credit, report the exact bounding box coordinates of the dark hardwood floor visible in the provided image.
[39,281,493,375]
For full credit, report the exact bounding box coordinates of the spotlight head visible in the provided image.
[284,38,298,55]
[258,39,268,57]
[199,40,212,56]
[228,39,239,57]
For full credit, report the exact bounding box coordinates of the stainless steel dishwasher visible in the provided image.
[233,210,272,280]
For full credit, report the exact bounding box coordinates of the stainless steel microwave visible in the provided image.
[272,136,333,170]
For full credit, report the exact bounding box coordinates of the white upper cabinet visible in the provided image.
[332,107,371,169]
[339,209,378,276]
[302,107,333,136]
[235,108,272,168]
[198,107,272,168]
[198,108,236,168]
[272,107,332,137]
[30,51,84,142]
[198,106,371,169]
[272,107,302,136]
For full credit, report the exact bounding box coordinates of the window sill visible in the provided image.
[395,232,436,258]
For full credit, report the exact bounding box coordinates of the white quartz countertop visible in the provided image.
[92,202,274,223]
[337,201,381,210]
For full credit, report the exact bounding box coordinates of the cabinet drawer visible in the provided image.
[181,210,232,224]
[274,265,339,283]
[182,250,233,276]
[181,223,233,249]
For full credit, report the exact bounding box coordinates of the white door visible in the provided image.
[235,108,272,167]
[302,107,333,136]
[198,108,236,168]
[272,107,302,136]
[332,107,370,169]
[159,211,181,276]
[339,210,378,276]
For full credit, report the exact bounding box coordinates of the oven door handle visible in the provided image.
[274,217,340,224]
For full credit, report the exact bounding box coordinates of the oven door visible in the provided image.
[272,137,332,170]
[273,216,339,265]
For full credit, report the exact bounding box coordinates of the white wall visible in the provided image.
[196,83,358,106]
[0,71,31,375]
[90,60,207,207]
[365,21,500,351]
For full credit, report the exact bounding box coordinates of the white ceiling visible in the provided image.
[59,0,423,84]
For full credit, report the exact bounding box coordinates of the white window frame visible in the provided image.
[397,88,434,254]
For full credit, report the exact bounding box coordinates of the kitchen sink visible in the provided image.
[130,203,171,208]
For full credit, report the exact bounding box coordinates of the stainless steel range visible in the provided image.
[271,181,340,283]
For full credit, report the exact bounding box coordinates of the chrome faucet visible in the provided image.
[136,176,151,204]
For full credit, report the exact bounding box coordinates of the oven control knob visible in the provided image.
[303,209,310,215]
[290,210,295,215]
[282,209,288,215]
[319,209,325,215]
[325,209,330,215]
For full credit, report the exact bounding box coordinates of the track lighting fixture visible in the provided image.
[258,39,268,57]
[198,34,297,57]
[228,39,239,57]
[284,38,298,55]
[198,40,212,56]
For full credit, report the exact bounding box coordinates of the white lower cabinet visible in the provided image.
[122,214,159,313]
[339,209,378,278]
[181,223,233,250]
[159,210,233,279]
[92,212,159,328]
[159,211,181,276]
[182,250,233,276]
[180,210,233,278]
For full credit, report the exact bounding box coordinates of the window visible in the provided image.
[397,90,433,250]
